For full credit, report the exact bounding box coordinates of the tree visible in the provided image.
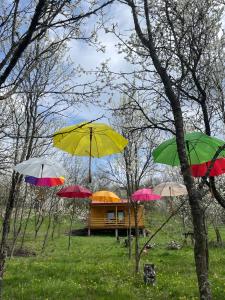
[0,0,114,96]
[108,0,217,298]
[101,94,159,269]
[0,36,88,282]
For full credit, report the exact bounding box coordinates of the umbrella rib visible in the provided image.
[163,182,167,195]
[93,130,127,155]
[93,132,100,158]
[163,140,178,166]
[172,149,178,166]
[106,136,127,155]
[72,134,89,155]
[189,139,221,163]
[187,141,201,164]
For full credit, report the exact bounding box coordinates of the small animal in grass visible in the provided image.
[145,243,156,250]
[143,243,156,254]
[143,264,156,286]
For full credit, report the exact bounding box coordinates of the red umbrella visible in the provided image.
[57,185,92,250]
[57,185,92,198]
[191,158,225,177]
[132,188,161,201]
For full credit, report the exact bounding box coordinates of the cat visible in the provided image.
[143,264,156,285]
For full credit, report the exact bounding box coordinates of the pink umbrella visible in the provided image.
[132,188,161,201]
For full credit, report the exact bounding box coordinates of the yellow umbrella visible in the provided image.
[90,191,120,203]
[53,122,128,182]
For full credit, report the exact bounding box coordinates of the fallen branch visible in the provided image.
[139,199,186,258]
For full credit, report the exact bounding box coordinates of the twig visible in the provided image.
[139,199,186,258]
[2,116,104,139]
[199,143,225,189]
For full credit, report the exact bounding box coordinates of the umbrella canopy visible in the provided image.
[191,158,225,177]
[153,182,188,197]
[132,188,161,201]
[53,122,128,182]
[25,176,65,187]
[14,157,66,178]
[90,191,120,203]
[153,132,225,166]
[57,185,92,198]
[53,122,128,157]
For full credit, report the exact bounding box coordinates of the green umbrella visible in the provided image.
[153,132,225,166]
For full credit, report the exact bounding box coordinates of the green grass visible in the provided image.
[3,213,225,299]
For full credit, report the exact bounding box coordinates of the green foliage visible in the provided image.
[3,214,225,299]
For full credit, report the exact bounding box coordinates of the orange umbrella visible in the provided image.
[90,191,120,203]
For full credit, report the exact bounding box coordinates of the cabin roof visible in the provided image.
[90,199,128,206]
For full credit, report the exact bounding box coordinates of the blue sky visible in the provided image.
[51,4,225,180]
[57,4,225,129]
[64,2,133,125]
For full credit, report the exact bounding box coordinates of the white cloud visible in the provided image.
[68,2,133,71]
[64,2,134,124]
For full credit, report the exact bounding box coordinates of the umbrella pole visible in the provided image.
[41,164,44,178]
[68,202,75,250]
[88,157,92,183]
[128,196,132,258]
[169,187,173,213]
[88,128,93,183]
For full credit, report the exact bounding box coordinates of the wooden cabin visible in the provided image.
[87,200,145,236]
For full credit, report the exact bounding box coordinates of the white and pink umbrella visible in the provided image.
[153,182,187,212]
[153,182,187,197]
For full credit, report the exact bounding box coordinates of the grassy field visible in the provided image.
[3,213,225,300]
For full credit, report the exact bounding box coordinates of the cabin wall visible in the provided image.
[88,204,144,229]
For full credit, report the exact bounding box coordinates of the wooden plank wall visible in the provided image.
[88,205,144,229]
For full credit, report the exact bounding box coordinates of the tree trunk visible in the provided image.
[134,202,140,273]
[213,223,222,245]
[41,198,54,253]
[51,215,58,240]
[129,1,211,295]
[10,185,28,257]
[165,73,211,299]
[129,4,211,297]
[165,86,211,300]
[125,163,133,259]
[34,198,45,239]
[20,197,33,250]
[68,204,75,251]
[128,196,132,259]
[0,171,21,280]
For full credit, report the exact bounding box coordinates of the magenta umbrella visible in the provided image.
[132,188,161,201]
[56,185,92,199]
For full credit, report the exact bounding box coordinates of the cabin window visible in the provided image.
[117,210,125,221]
[107,211,115,220]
